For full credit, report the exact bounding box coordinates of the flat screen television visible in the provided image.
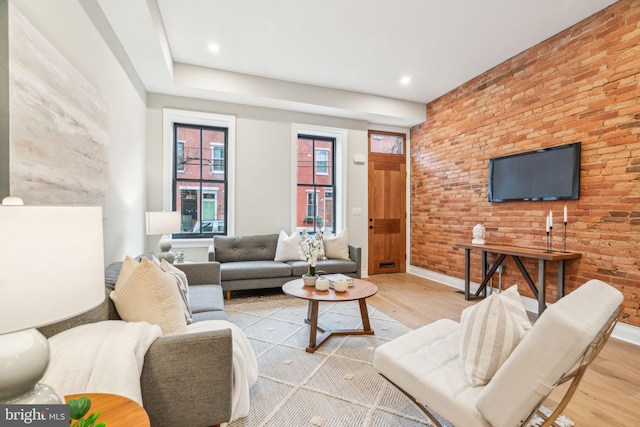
[488,142,581,202]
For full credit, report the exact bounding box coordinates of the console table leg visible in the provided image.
[481,251,487,297]
[464,248,471,300]
[538,260,546,315]
[558,260,565,299]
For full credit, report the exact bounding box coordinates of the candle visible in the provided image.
[546,215,550,232]
[549,210,553,226]
[564,205,568,223]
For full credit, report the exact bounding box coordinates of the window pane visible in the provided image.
[370,132,404,154]
[203,130,225,178]
[297,138,313,185]
[176,127,202,178]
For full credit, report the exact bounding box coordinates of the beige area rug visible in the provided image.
[225,294,573,427]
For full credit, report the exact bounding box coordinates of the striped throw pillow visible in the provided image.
[459,287,530,386]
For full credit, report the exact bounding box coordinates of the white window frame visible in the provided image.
[292,123,347,233]
[163,108,236,243]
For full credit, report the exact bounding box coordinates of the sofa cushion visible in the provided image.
[274,230,305,262]
[221,261,292,281]
[373,319,487,427]
[110,257,187,336]
[214,234,279,262]
[192,311,229,322]
[323,229,350,260]
[288,259,358,276]
[160,259,193,324]
[190,285,226,314]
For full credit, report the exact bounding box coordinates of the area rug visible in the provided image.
[225,294,573,427]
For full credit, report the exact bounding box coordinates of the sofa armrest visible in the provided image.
[208,244,216,262]
[140,328,233,427]
[348,244,362,278]
[174,261,221,286]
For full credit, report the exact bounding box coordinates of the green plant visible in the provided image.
[175,250,186,261]
[68,396,106,427]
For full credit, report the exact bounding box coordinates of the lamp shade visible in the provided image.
[146,211,181,235]
[0,205,105,335]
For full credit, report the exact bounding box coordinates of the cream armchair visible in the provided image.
[373,279,623,427]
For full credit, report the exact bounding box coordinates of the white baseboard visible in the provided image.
[406,265,640,347]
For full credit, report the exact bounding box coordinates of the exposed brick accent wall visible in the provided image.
[410,0,640,326]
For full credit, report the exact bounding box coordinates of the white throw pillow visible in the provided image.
[274,230,304,262]
[160,259,193,324]
[323,229,350,260]
[459,287,530,386]
[110,257,187,336]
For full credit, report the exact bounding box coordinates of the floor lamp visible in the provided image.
[0,197,105,404]
[146,211,181,263]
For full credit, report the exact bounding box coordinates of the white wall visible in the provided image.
[147,93,406,275]
[12,0,148,264]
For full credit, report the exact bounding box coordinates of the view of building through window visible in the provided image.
[297,135,335,233]
[173,123,227,237]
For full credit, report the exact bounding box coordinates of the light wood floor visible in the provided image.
[365,273,640,427]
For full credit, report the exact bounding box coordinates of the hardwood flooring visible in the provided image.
[365,273,640,427]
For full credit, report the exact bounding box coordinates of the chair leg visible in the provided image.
[379,374,445,427]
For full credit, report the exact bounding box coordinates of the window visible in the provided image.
[297,135,335,233]
[316,149,329,175]
[173,123,227,238]
[176,141,185,172]
[211,144,224,173]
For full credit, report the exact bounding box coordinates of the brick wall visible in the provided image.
[410,0,640,326]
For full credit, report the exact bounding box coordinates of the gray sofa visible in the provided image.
[208,233,361,298]
[39,260,232,427]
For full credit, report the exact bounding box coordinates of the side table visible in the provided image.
[65,393,150,427]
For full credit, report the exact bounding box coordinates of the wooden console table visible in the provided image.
[455,243,581,315]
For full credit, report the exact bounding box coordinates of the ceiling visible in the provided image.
[97,0,618,127]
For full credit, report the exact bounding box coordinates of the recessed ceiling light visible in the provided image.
[400,76,411,85]
[208,43,220,53]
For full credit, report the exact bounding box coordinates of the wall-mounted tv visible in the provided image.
[488,142,581,202]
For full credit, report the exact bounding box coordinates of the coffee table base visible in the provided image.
[304,298,374,353]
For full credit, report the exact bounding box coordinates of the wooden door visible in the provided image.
[368,130,406,274]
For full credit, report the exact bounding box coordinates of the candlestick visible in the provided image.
[563,221,567,252]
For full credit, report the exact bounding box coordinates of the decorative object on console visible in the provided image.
[563,205,568,253]
[315,277,330,291]
[145,211,181,263]
[0,197,104,404]
[472,223,486,244]
[175,250,186,263]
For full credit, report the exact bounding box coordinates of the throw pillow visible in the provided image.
[459,288,529,386]
[110,257,187,336]
[498,285,532,334]
[300,230,327,261]
[323,229,350,260]
[160,259,193,324]
[274,230,304,262]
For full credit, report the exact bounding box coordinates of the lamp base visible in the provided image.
[156,234,175,263]
[0,329,63,404]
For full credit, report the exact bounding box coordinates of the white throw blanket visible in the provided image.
[42,320,162,405]
[185,320,259,423]
[43,319,258,423]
